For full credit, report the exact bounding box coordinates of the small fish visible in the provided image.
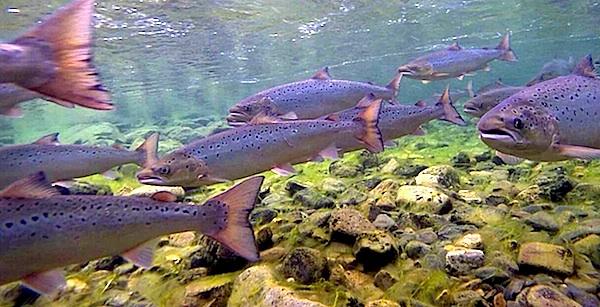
[0,172,263,295]
[397,33,517,82]
[526,57,576,86]
[334,87,466,151]
[0,133,159,189]
[478,55,600,161]
[227,67,401,125]
[0,0,112,116]
[138,97,384,187]
[0,84,42,117]
[463,80,525,117]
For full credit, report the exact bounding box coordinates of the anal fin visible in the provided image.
[495,151,523,165]
[318,144,339,160]
[23,269,65,296]
[272,163,296,176]
[121,239,158,268]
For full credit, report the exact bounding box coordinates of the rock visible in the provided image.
[524,211,560,232]
[181,273,234,307]
[373,270,398,291]
[330,209,376,244]
[250,208,278,225]
[535,167,575,201]
[359,151,381,169]
[404,240,431,259]
[451,152,471,168]
[395,185,451,214]
[293,188,335,209]
[256,227,274,251]
[415,228,438,244]
[564,284,600,307]
[104,290,132,306]
[453,290,485,306]
[168,232,197,247]
[260,247,288,262]
[525,285,581,307]
[437,224,478,240]
[365,299,400,307]
[473,266,510,284]
[123,185,185,200]
[330,268,384,302]
[229,265,327,307]
[503,278,524,300]
[353,231,399,271]
[329,161,362,178]
[94,256,125,271]
[188,236,248,274]
[445,249,485,275]
[286,181,308,196]
[573,234,600,268]
[395,163,428,177]
[321,178,346,196]
[415,165,460,189]
[455,233,483,250]
[474,151,493,162]
[373,214,396,230]
[381,159,401,174]
[281,247,328,284]
[517,242,574,275]
[56,181,113,196]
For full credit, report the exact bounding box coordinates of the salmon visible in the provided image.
[0,133,158,189]
[0,0,112,115]
[526,57,576,86]
[0,84,42,117]
[478,55,600,161]
[227,67,401,125]
[138,97,384,187]
[463,80,525,117]
[397,33,517,82]
[0,173,263,295]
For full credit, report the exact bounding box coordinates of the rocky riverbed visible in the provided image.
[1,119,599,307]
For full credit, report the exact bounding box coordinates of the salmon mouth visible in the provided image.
[479,128,520,143]
[463,103,481,116]
[227,107,253,125]
[136,174,167,185]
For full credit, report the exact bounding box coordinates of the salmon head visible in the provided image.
[397,60,434,79]
[136,152,209,187]
[477,100,559,158]
[227,96,277,126]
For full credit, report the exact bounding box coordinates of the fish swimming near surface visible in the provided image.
[397,33,517,83]
[138,96,384,188]
[227,67,402,125]
[0,133,159,189]
[0,0,112,117]
[463,80,525,117]
[0,172,263,295]
[334,86,466,151]
[526,57,576,86]
[478,55,600,162]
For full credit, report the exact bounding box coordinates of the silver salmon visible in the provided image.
[334,87,465,151]
[0,84,42,117]
[526,57,576,86]
[397,33,517,82]
[463,80,525,117]
[0,133,158,188]
[0,0,112,114]
[478,55,600,161]
[0,172,263,295]
[227,67,401,125]
[138,97,384,187]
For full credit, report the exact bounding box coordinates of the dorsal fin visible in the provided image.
[33,133,60,145]
[448,41,462,51]
[0,172,59,198]
[356,93,377,108]
[249,112,281,124]
[311,67,332,80]
[573,54,597,78]
[415,100,427,108]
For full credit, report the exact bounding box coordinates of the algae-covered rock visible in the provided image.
[524,285,581,307]
[293,188,335,209]
[188,236,248,274]
[56,181,113,196]
[228,265,327,307]
[330,208,376,243]
[451,152,471,168]
[524,211,559,232]
[373,270,398,291]
[123,185,185,200]
[415,165,460,189]
[365,299,400,307]
[517,242,574,275]
[372,214,396,230]
[445,248,485,275]
[454,233,483,250]
[573,234,600,268]
[256,227,274,251]
[535,167,575,201]
[404,240,431,259]
[181,272,236,307]
[394,163,428,177]
[353,231,399,271]
[329,160,363,178]
[281,247,328,284]
[396,185,451,214]
[321,177,346,196]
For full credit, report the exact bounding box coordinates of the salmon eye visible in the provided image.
[155,166,170,175]
[513,118,524,129]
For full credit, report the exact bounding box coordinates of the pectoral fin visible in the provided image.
[272,163,296,176]
[318,144,339,160]
[495,151,523,165]
[554,143,600,160]
[122,239,158,268]
[22,269,66,296]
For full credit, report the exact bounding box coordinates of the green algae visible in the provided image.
[386,269,454,305]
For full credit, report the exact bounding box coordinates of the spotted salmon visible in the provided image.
[478,55,600,161]
[397,33,517,82]
[526,57,576,86]
[463,80,525,117]
[0,0,111,116]
[0,133,158,189]
[0,172,263,295]
[334,87,465,151]
[227,67,401,125]
[138,97,384,187]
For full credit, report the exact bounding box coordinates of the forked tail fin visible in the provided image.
[17,0,112,110]
[135,132,159,168]
[206,176,264,261]
[353,94,384,153]
[496,32,517,62]
[437,86,466,126]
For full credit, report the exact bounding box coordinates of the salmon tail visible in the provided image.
[437,86,466,126]
[496,32,517,62]
[386,72,403,97]
[353,94,384,153]
[573,54,597,78]
[206,176,264,261]
[135,132,159,168]
[18,0,112,110]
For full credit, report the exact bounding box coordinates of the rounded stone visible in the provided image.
[396,185,451,214]
[445,248,485,275]
[281,247,328,284]
[517,242,574,275]
[525,285,580,307]
[353,231,399,271]
[404,240,431,259]
[330,208,376,243]
[415,165,460,188]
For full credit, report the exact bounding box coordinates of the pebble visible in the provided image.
[445,248,485,275]
[524,285,581,307]
[455,233,483,250]
[281,247,328,284]
[373,214,397,230]
[373,270,398,290]
[353,231,399,271]
[415,165,460,189]
[517,242,574,275]
[404,240,431,259]
[524,211,560,232]
[330,208,376,243]
[396,185,452,214]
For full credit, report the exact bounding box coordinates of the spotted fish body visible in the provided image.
[0,84,42,117]
[227,67,401,125]
[478,55,600,161]
[526,57,575,86]
[398,33,517,81]
[464,83,525,117]
[0,173,262,294]
[138,97,383,188]
[0,133,158,189]
[335,88,466,151]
